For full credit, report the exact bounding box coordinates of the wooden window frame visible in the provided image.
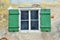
[19,8,41,32]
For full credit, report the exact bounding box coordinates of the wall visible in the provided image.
[0,0,60,40]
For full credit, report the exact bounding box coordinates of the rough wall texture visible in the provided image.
[0,6,60,40]
[0,0,60,40]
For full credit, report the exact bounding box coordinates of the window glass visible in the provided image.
[31,10,38,19]
[31,21,38,30]
[21,21,29,30]
[21,11,29,20]
[31,10,39,30]
[21,10,39,30]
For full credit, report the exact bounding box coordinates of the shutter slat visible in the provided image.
[9,9,19,15]
[8,27,19,32]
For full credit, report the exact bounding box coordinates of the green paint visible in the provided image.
[9,15,19,27]
[8,9,19,32]
[40,27,51,32]
[8,27,19,32]
[9,9,19,15]
[40,9,51,32]
[40,9,50,15]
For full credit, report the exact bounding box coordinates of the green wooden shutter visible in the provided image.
[40,9,51,32]
[8,9,19,32]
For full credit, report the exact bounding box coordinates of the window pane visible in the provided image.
[31,10,38,19]
[21,11,28,20]
[21,21,29,30]
[31,21,38,30]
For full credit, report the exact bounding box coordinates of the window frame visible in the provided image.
[19,8,41,32]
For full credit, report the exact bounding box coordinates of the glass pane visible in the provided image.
[31,21,38,30]
[31,10,38,19]
[21,11,28,20]
[21,21,29,30]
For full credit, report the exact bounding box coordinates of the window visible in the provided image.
[8,8,51,32]
[21,21,29,30]
[31,21,38,30]
[19,8,40,32]
[31,10,38,30]
[31,10,38,19]
[21,10,29,30]
[21,11,29,20]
